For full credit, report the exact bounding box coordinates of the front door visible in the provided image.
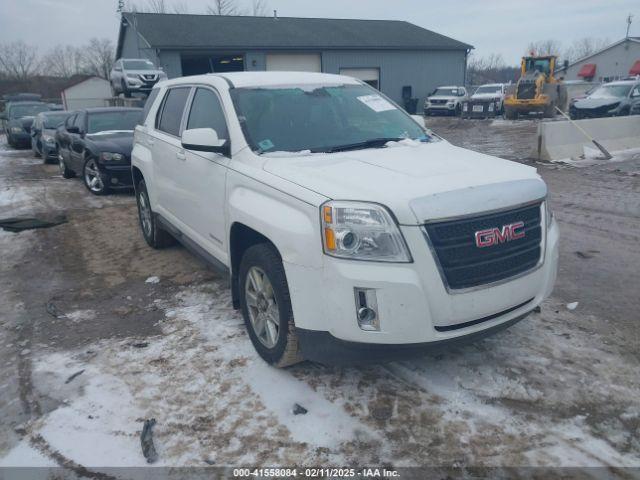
[178,86,230,263]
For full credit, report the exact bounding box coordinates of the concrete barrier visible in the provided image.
[535,115,640,161]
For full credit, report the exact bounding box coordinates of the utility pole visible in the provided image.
[626,14,633,38]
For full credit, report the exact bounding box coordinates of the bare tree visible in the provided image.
[525,39,562,57]
[0,41,40,80]
[562,37,610,63]
[41,45,85,78]
[146,0,168,13]
[172,1,189,13]
[81,38,115,79]
[250,0,269,16]
[206,0,241,15]
[467,52,520,85]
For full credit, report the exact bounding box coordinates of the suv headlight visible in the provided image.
[43,134,55,143]
[321,201,412,262]
[126,73,139,79]
[11,126,23,133]
[101,152,123,161]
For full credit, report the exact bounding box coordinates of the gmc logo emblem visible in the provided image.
[475,221,525,248]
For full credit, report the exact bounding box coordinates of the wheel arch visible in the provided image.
[229,222,282,309]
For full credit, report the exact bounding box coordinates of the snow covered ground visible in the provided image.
[0,125,639,473]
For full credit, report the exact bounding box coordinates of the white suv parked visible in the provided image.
[132,72,559,367]
[424,86,469,116]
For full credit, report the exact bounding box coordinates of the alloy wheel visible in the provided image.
[84,159,104,193]
[138,191,153,238]
[245,266,280,349]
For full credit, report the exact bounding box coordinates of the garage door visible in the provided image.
[266,54,322,72]
[340,68,380,89]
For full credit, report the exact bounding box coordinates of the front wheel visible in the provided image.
[239,244,302,367]
[83,157,109,195]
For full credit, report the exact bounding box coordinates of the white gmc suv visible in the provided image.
[132,72,559,367]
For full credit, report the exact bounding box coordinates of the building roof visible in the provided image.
[564,37,640,69]
[117,12,472,56]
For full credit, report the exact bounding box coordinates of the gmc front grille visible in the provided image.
[423,202,543,290]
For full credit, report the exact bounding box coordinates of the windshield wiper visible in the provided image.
[316,137,406,153]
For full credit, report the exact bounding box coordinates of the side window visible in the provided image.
[65,114,77,129]
[73,113,85,131]
[186,87,229,139]
[142,88,160,125]
[631,86,640,98]
[156,87,191,136]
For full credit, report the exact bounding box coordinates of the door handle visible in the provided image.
[176,151,186,161]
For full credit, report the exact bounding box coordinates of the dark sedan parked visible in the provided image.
[31,111,73,162]
[56,107,143,195]
[570,80,640,119]
[1,102,50,147]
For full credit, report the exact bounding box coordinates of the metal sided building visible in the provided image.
[115,12,472,108]
[561,37,640,83]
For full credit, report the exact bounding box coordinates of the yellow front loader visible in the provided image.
[504,55,567,119]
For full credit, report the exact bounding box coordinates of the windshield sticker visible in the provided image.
[357,94,396,113]
[258,139,274,151]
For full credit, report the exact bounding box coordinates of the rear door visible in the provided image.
[58,114,76,162]
[69,112,87,170]
[178,86,231,261]
[151,86,192,223]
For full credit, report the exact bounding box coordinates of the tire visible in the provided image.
[83,156,109,195]
[136,179,175,249]
[7,135,15,148]
[122,80,131,98]
[239,243,303,367]
[504,107,518,120]
[543,102,556,119]
[455,103,462,116]
[58,153,75,179]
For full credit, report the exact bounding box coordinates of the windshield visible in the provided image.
[123,60,155,70]
[525,58,551,75]
[43,113,71,129]
[9,104,49,119]
[474,86,501,95]
[589,84,632,99]
[87,110,142,134]
[231,84,430,153]
[433,88,459,96]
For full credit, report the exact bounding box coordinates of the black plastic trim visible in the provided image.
[434,298,534,332]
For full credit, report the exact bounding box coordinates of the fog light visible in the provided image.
[110,178,118,185]
[354,287,379,331]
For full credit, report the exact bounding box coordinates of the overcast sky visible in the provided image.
[0,0,637,64]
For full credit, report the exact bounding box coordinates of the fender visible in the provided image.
[227,183,323,269]
[131,130,157,204]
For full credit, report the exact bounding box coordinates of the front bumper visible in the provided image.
[285,212,559,362]
[425,104,456,114]
[99,163,134,187]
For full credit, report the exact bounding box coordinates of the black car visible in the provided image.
[570,80,640,119]
[31,111,73,162]
[1,101,51,147]
[55,107,143,195]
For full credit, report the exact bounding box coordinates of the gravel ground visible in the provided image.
[0,118,638,474]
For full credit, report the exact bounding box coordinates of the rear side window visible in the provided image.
[156,87,190,136]
[186,87,228,139]
[142,88,160,125]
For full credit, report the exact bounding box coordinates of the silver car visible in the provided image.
[110,58,167,98]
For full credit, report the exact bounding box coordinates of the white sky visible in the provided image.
[0,0,638,65]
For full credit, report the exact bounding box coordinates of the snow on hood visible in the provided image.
[262,141,544,224]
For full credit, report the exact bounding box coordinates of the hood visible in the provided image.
[262,141,545,225]
[86,131,134,155]
[8,116,34,130]
[472,93,502,100]
[573,97,622,109]
[428,95,456,101]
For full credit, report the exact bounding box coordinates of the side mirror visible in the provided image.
[182,128,230,156]
[67,125,80,134]
[411,115,425,127]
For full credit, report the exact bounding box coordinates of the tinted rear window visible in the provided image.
[157,87,190,136]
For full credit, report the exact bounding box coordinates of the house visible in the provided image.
[115,12,472,108]
[561,37,640,83]
[61,76,112,110]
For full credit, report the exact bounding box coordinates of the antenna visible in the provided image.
[627,13,634,38]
